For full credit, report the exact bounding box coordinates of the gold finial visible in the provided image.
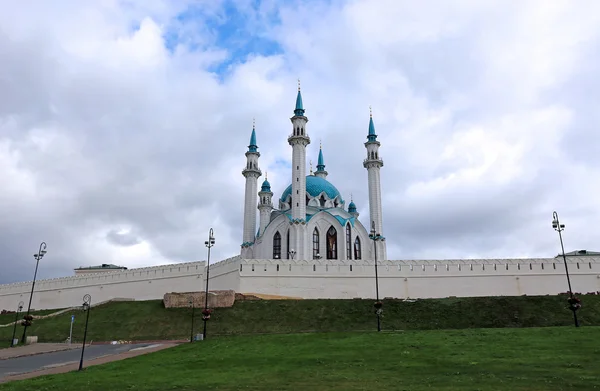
[369,105,372,118]
[252,117,255,129]
[309,160,313,174]
[320,139,322,149]
[351,193,353,202]
[298,78,301,91]
[265,171,267,180]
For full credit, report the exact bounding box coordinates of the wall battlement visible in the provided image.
[2,255,599,310]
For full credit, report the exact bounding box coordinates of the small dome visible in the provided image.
[280,175,343,203]
[348,201,357,213]
[261,178,271,192]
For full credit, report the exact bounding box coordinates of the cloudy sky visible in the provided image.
[1,0,599,284]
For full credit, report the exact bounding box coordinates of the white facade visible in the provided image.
[241,87,386,262]
[2,255,599,311]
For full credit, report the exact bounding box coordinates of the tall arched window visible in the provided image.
[273,232,281,259]
[346,224,352,260]
[354,237,362,260]
[326,226,337,259]
[286,230,290,259]
[312,228,320,259]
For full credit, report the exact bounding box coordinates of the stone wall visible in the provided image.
[163,290,236,308]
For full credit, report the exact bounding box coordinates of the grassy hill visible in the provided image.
[1,295,599,344]
[2,327,600,390]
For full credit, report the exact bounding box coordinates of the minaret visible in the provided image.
[314,142,328,179]
[241,121,262,257]
[258,173,273,237]
[363,107,386,260]
[288,80,311,259]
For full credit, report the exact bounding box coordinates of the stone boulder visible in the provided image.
[163,290,236,309]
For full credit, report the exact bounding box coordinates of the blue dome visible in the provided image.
[348,201,357,213]
[261,178,271,192]
[280,175,343,203]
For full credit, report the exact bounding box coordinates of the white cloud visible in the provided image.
[0,0,599,283]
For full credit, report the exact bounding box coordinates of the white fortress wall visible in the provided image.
[238,257,600,299]
[0,261,207,311]
[2,255,599,311]
[203,256,242,292]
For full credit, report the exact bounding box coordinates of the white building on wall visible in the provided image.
[240,85,387,262]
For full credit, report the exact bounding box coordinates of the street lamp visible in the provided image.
[552,211,580,327]
[21,241,47,344]
[189,297,196,343]
[369,221,383,332]
[289,249,296,260]
[78,294,92,371]
[10,301,24,347]
[202,228,215,340]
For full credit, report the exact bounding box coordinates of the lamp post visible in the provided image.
[10,301,24,347]
[21,241,47,344]
[289,249,296,260]
[202,228,215,340]
[78,294,92,371]
[552,211,580,327]
[189,297,196,343]
[369,221,382,332]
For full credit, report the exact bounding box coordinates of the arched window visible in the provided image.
[371,151,375,159]
[354,237,362,260]
[346,224,352,260]
[312,228,320,259]
[273,232,281,259]
[326,226,337,259]
[286,230,290,259]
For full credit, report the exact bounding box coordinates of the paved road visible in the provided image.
[0,343,158,378]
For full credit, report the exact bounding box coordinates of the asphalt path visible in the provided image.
[0,343,157,378]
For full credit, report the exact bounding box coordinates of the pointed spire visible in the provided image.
[248,119,258,152]
[367,106,377,142]
[294,79,305,116]
[317,143,325,172]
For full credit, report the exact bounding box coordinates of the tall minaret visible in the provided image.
[363,107,387,260]
[314,142,328,179]
[258,173,273,237]
[288,80,311,259]
[241,121,262,258]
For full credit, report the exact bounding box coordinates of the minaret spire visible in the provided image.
[314,141,328,179]
[288,81,310,260]
[241,120,262,258]
[363,107,386,260]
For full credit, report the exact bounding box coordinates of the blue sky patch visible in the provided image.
[163,0,284,80]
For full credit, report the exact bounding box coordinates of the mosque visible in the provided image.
[2,86,600,312]
[239,84,387,262]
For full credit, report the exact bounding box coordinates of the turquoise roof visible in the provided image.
[316,147,325,171]
[261,178,271,192]
[248,128,258,152]
[280,175,344,203]
[367,115,377,142]
[294,90,305,116]
[348,201,357,213]
[282,211,356,227]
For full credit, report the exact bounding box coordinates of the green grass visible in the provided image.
[2,327,599,390]
[1,295,599,344]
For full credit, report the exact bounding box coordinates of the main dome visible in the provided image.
[280,175,343,202]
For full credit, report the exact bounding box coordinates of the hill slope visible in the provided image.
[1,295,599,343]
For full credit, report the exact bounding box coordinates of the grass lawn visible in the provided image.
[1,295,599,344]
[2,327,599,391]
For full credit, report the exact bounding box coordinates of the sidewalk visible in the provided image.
[0,342,179,383]
[0,343,80,360]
